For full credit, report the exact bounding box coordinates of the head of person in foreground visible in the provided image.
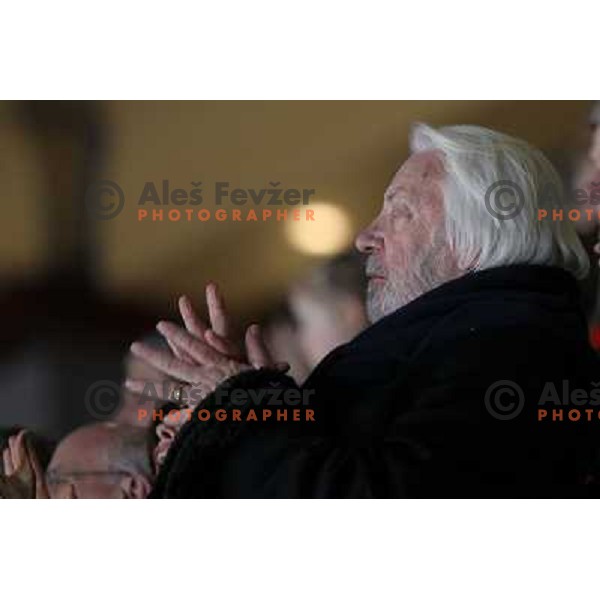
[46,422,156,499]
[355,123,589,324]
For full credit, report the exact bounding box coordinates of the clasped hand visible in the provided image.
[126,283,287,409]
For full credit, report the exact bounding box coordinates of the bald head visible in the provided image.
[47,422,155,499]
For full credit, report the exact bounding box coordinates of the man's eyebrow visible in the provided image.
[384,185,403,201]
[384,185,414,204]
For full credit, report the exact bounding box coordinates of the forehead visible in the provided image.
[49,430,107,472]
[387,150,445,194]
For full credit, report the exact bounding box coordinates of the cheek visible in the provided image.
[384,220,429,268]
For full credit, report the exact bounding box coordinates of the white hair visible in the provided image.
[410,123,589,279]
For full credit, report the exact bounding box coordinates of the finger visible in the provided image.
[245,324,273,369]
[2,448,13,477]
[156,321,225,366]
[7,434,18,466]
[130,341,201,383]
[166,337,195,364]
[172,296,204,363]
[206,283,231,338]
[9,432,35,496]
[205,329,243,360]
[179,295,208,339]
[9,431,27,474]
[23,436,49,499]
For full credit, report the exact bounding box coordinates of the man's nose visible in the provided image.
[355,221,382,254]
[52,482,77,499]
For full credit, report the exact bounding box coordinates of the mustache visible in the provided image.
[365,257,386,277]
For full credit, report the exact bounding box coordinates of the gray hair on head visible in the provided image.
[410,123,589,280]
[104,422,155,478]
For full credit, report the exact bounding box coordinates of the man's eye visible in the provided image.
[396,206,414,220]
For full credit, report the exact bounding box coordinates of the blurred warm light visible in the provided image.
[285,202,353,256]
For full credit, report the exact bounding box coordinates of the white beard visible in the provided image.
[366,235,460,323]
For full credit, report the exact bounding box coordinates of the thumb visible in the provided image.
[9,431,28,478]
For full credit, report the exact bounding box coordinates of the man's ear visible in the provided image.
[120,474,152,499]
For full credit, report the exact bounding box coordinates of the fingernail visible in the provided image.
[130,342,141,353]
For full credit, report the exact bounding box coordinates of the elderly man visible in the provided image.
[46,422,155,498]
[1,423,156,498]
[128,123,600,497]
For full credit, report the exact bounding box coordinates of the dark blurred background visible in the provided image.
[0,100,593,441]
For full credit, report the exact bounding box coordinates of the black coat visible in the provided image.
[150,265,600,498]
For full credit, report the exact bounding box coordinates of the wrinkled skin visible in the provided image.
[355,150,464,322]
